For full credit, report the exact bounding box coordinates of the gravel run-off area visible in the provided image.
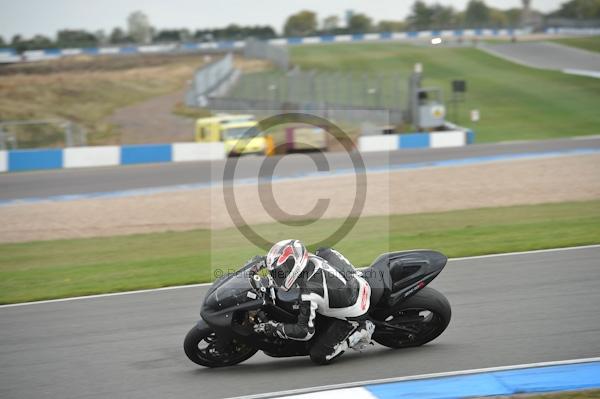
[1,153,599,243]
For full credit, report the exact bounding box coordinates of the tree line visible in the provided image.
[1,0,598,52]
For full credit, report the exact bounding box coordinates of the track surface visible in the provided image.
[1,246,599,399]
[481,42,600,71]
[1,136,599,201]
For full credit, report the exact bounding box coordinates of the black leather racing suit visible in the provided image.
[263,248,372,362]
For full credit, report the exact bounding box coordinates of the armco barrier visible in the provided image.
[8,148,63,172]
[172,142,226,162]
[358,130,474,152]
[63,146,120,168]
[121,144,172,165]
[2,142,226,173]
[3,130,471,172]
[0,150,7,172]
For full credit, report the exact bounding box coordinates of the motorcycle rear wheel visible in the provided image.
[374,287,451,349]
[184,322,258,368]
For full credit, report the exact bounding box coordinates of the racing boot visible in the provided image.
[347,320,375,351]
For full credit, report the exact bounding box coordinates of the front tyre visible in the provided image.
[183,322,258,368]
[373,287,451,349]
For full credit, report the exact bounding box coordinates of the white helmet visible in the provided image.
[266,239,309,291]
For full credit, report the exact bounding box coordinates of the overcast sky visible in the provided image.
[0,0,564,39]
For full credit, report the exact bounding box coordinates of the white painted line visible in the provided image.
[448,243,600,262]
[571,134,600,140]
[231,357,600,399]
[1,244,598,309]
[271,387,376,399]
[0,282,211,309]
[563,68,600,79]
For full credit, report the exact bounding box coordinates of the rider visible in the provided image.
[252,239,375,364]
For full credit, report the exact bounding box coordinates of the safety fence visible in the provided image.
[0,119,86,150]
[185,53,238,107]
[227,69,407,109]
[244,38,289,70]
[207,97,404,127]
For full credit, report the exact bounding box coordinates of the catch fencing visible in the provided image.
[207,96,403,127]
[244,38,289,70]
[0,119,86,150]
[206,68,407,127]
[185,53,238,107]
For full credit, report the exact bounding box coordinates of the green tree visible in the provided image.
[109,27,130,44]
[407,1,434,30]
[284,10,318,36]
[550,0,600,18]
[489,8,509,27]
[322,15,340,32]
[378,20,407,32]
[27,34,54,49]
[465,0,490,27]
[431,4,457,29]
[55,30,97,48]
[11,35,26,53]
[504,8,522,27]
[348,13,373,33]
[127,11,152,44]
[0,35,6,48]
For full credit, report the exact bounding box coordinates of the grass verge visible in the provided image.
[232,42,600,143]
[498,389,600,398]
[1,200,599,304]
[0,54,203,146]
[551,35,600,54]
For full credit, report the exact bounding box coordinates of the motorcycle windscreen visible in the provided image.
[203,272,257,312]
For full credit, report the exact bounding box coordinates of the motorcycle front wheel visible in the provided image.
[183,321,258,368]
[373,287,451,349]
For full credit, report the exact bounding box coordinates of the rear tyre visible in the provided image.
[183,322,258,368]
[373,287,451,349]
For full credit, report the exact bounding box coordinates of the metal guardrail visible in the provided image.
[185,53,237,107]
[244,38,289,70]
[0,119,86,150]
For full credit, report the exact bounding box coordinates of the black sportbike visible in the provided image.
[184,250,451,367]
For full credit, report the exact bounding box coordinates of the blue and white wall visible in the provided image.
[0,28,526,64]
[0,142,225,173]
[3,27,598,64]
[359,130,475,152]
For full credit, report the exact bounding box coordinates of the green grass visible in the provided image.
[1,200,599,304]
[508,389,600,399]
[0,56,202,146]
[551,35,600,53]
[232,42,600,143]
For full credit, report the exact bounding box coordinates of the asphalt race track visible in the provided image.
[1,136,599,201]
[1,246,599,399]
[481,42,600,72]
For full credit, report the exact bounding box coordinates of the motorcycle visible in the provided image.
[184,250,451,367]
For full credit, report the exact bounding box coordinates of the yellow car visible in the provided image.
[195,115,274,156]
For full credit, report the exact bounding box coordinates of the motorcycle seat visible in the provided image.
[362,263,392,309]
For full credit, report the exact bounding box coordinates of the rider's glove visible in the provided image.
[254,320,283,338]
[247,255,267,273]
